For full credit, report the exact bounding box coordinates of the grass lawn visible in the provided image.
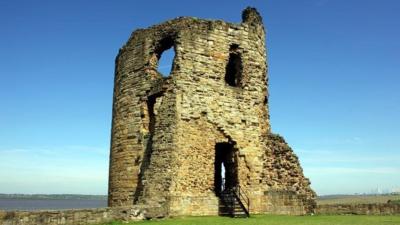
[102,215,400,225]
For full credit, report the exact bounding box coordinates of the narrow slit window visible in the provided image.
[225,45,243,87]
[147,95,157,134]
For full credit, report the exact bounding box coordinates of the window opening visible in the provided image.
[155,37,175,77]
[225,44,243,87]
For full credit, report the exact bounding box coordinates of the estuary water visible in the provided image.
[0,198,107,211]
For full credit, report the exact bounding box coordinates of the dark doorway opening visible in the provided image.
[214,142,238,196]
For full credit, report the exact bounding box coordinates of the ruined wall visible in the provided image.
[0,207,144,225]
[108,7,316,217]
[108,19,179,207]
[259,134,316,214]
[317,203,400,215]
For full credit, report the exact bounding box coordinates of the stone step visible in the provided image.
[218,192,249,218]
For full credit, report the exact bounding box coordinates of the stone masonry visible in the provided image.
[108,7,316,217]
[0,207,144,225]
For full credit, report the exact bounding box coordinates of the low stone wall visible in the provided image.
[256,190,316,215]
[168,195,219,216]
[0,207,145,225]
[317,203,400,215]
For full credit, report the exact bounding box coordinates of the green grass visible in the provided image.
[102,215,400,225]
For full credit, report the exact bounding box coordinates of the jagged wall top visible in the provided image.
[242,7,263,25]
[120,7,265,50]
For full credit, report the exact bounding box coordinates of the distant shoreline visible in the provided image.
[318,193,400,199]
[1,193,398,200]
[0,194,107,200]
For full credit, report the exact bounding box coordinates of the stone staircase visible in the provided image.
[218,186,250,218]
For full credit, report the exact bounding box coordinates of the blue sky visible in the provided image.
[0,0,399,195]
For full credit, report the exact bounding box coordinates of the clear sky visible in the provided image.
[1,0,399,196]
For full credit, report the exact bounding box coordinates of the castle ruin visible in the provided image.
[108,7,316,217]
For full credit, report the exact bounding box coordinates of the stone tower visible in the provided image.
[108,7,316,216]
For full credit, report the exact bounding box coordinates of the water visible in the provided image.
[0,198,107,211]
